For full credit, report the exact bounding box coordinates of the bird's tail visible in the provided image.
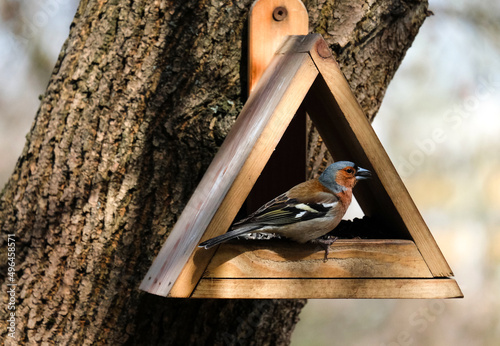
[198,225,260,249]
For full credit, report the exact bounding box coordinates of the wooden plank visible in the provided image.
[203,239,432,279]
[192,278,464,299]
[249,0,308,93]
[140,40,319,297]
[302,34,453,278]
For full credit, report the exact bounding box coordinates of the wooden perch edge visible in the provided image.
[192,278,463,299]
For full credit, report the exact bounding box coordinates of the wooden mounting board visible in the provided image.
[249,0,309,93]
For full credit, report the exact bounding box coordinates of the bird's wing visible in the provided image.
[233,190,339,229]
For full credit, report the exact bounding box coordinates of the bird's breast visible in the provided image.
[335,189,352,211]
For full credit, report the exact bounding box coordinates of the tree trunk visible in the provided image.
[0,0,429,344]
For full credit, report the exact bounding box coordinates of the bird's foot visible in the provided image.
[310,236,338,262]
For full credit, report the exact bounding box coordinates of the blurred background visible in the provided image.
[1,0,499,345]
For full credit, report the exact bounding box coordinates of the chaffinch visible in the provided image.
[199,161,371,259]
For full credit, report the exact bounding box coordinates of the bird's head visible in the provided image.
[319,161,371,192]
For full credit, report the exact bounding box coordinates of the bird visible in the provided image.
[198,161,371,260]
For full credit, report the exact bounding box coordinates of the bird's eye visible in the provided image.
[346,168,354,174]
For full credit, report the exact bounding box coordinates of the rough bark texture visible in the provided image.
[0,0,429,344]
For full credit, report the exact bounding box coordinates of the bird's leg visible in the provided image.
[310,236,338,262]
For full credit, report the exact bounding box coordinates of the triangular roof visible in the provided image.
[140,34,462,299]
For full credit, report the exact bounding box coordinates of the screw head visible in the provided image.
[273,7,288,21]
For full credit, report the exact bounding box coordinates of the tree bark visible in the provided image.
[0,0,429,344]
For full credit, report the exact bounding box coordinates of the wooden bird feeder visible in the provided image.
[140,0,463,299]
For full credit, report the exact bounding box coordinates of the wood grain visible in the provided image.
[192,278,463,299]
[203,239,432,279]
[248,0,308,93]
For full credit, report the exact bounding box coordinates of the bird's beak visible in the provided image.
[355,167,372,180]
